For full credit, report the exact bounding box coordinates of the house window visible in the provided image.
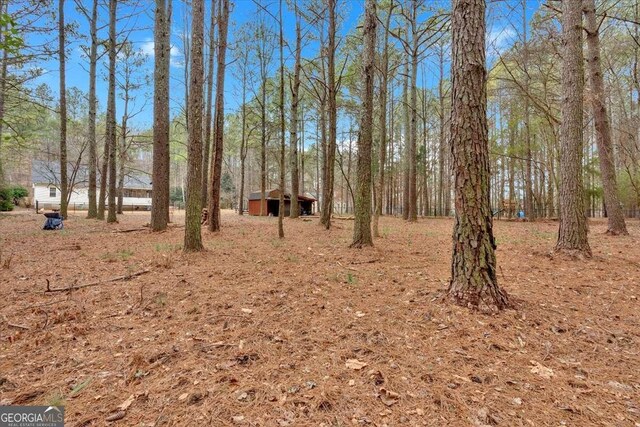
[49,187,57,197]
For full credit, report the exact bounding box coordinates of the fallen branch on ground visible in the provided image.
[2,315,29,330]
[350,258,380,265]
[45,270,151,293]
[112,228,147,233]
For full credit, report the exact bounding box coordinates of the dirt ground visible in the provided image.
[0,209,638,427]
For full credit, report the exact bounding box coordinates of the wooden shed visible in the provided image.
[248,189,316,216]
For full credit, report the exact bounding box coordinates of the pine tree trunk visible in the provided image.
[59,0,68,219]
[260,75,267,216]
[547,133,555,218]
[289,3,301,219]
[300,104,305,195]
[584,0,628,236]
[508,123,515,218]
[97,135,108,220]
[373,4,391,237]
[184,0,205,252]
[238,60,247,215]
[447,0,508,311]
[408,0,418,222]
[437,44,445,216]
[277,0,286,237]
[117,108,127,215]
[316,118,320,211]
[320,0,337,229]
[151,0,172,231]
[402,60,409,220]
[387,85,395,215]
[522,0,535,221]
[106,0,118,224]
[555,0,591,256]
[351,0,376,248]
[207,0,229,232]
[86,0,98,219]
[201,0,216,208]
[422,102,429,216]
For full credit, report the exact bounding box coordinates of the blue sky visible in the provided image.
[24,0,540,130]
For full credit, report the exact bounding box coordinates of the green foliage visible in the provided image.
[0,13,23,54]
[117,249,134,260]
[10,185,28,200]
[0,185,28,210]
[0,187,14,211]
[346,273,357,285]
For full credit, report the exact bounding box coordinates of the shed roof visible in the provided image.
[248,189,290,201]
[248,189,316,202]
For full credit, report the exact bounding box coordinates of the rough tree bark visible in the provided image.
[117,97,128,214]
[106,0,117,224]
[522,0,535,221]
[437,42,446,216]
[207,0,229,232]
[402,59,410,220]
[238,46,248,215]
[350,0,376,248]
[86,0,98,218]
[320,0,337,229]
[150,0,172,231]
[289,1,301,219]
[201,0,216,208]
[373,2,392,237]
[259,31,269,217]
[97,131,108,219]
[277,0,285,237]
[408,0,418,222]
[184,0,205,252]
[447,0,509,311]
[58,0,68,219]
[555,0,591,256]
[584,0,628,236]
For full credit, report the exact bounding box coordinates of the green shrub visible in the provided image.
[0,187,13,211]
[10,185,28,202]
[0,186,28,210]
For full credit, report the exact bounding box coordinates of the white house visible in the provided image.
[32,160,153,211]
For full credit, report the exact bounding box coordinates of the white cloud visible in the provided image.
[487,26,516,53]
[141,40,155,56]
[138,39,183,68]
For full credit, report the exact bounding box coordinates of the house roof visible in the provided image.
[31,160,152,190]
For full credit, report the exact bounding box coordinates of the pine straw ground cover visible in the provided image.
[0,209,638,427]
